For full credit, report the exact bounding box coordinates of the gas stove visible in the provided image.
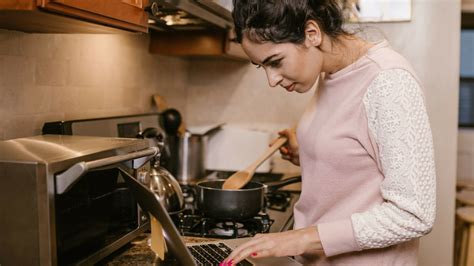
[171,171,299,239]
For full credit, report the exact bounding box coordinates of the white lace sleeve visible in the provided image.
[353,69,436,249]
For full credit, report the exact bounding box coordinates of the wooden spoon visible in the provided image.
[222,137,288,190]
[153,94,169,111]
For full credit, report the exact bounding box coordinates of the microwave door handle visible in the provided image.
[56,147,159,195]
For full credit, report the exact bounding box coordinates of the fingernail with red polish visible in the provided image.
[251,252,258,256]
[228,259,233,265]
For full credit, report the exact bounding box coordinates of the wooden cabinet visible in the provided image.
[0,1,248,60]
[149,29,248,60]
[0,0,148,33]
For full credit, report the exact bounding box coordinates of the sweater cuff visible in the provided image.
[318,219,362,257]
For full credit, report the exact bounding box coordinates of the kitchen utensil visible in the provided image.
[222,137,288,190]
[196,176,301,220]
[159,108,182,177]
[160,108,182,136]
[153,94,169,111]
[152,91,187,136]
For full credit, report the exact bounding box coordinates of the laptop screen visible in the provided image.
[118,167,197,265]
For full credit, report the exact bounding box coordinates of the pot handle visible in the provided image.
[265,175,301,192]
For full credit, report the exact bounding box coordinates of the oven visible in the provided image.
[0,135,157,265]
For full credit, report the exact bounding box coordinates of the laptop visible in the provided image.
[119,168,301,265]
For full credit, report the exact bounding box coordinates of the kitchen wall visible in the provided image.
[186,58,310,173]
[186,1,460,265]
[0,29,188,140]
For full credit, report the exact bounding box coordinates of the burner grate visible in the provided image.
[172,211,274,239]
[265,191,292,212]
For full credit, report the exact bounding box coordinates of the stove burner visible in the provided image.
[265,191,292,212]
[209,222,249,237]
[172,210,274,239]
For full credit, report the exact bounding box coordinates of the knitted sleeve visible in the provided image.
[352,68,437,249]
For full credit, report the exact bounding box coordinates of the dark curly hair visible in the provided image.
[232,0,348,44]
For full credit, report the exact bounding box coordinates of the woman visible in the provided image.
[222,0,436,265]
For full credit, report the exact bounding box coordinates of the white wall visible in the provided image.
[186,1,460,265]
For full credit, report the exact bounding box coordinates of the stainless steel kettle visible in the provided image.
[149,160,184,214]
[137,128,184,214]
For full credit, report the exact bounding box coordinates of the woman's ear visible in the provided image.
[304,20,322,48]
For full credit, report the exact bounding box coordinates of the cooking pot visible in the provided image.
[160,109,222,184]
[196,176,301,220]
[176,131,209,184]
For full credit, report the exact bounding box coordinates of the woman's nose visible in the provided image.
[265,69,283,87]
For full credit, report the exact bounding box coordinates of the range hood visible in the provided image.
[147,0,234,31]
[146,0,247,60]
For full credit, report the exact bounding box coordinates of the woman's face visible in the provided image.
[241,36,323,93]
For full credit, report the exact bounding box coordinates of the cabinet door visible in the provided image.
[39,0,148,32]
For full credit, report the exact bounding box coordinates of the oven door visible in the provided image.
[54,147,157,265]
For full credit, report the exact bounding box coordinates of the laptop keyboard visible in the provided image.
[188,242,252,266]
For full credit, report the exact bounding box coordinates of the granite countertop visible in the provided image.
[98,233,219,265]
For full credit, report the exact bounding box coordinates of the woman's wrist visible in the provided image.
[301,226,323,252]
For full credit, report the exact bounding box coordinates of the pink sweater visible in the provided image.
[294,40,436,265]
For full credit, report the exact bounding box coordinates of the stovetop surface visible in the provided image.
[173,171,300,239]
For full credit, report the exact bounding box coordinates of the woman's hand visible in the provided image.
[221,227,322,265]
[274,128,300,166]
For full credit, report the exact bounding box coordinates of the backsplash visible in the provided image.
[0,30,188,140]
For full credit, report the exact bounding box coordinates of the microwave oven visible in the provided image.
[0,135,158,265]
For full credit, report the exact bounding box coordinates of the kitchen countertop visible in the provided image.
[98,233,220,265]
